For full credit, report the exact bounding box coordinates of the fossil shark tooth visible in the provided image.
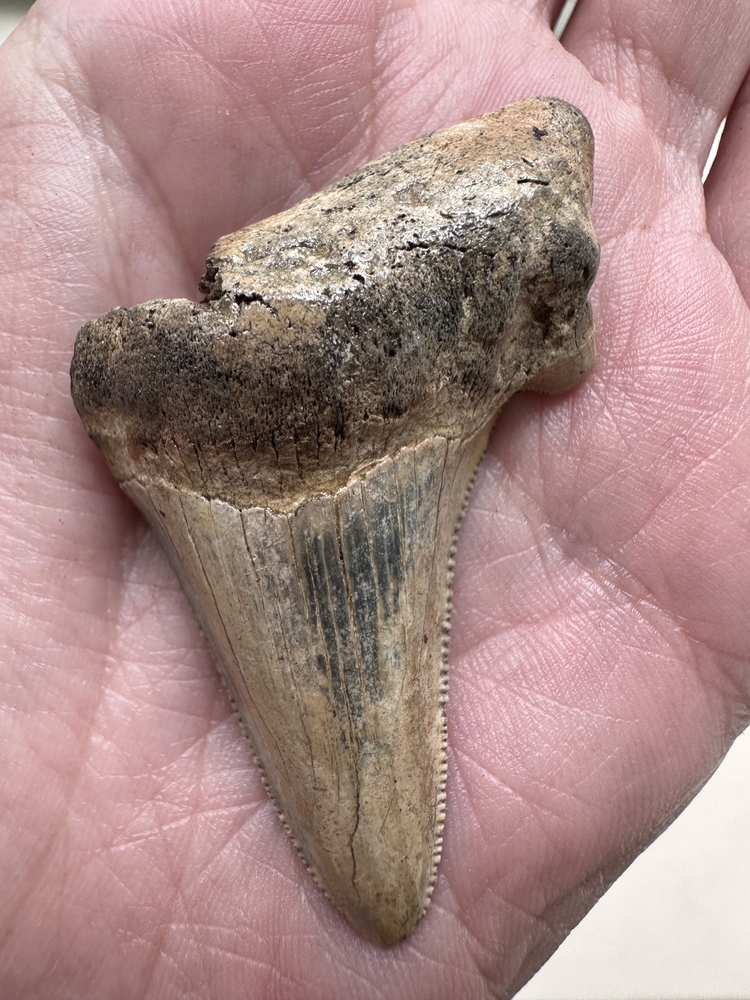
[70,96,598,946]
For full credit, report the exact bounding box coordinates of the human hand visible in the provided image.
[1,1,748,996]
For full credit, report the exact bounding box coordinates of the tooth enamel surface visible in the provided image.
[70,96,598,945]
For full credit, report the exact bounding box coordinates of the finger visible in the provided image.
[562,0,750,159]
[705,72,750,303]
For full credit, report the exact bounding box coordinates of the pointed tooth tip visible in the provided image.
[346,899,427,948]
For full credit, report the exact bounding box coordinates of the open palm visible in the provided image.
[2,1,749,996]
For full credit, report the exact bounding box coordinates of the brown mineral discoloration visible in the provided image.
[70,97,598,945]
